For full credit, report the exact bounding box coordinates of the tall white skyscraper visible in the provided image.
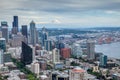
[52,48,60,63]
[0,50,4,64]
[86,40,95,60]
[30,20,37,46]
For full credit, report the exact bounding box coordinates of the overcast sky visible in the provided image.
[0,0,120,28]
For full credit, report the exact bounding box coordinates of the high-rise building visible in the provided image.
[61,48,71,59]
[1,21,7,26]
[31,62,40,76]
[40,27,48,47]
[72,43,83,58]
[39,61,47,70]
[12,16,18,34]
[36,30,39,44]
[4,53,12,63]
[42,33,48,47]
[1,21,8,43]
[0,50,4,64]
[100,55,107,67]
[44,40,52,51]
[21,25,28,38]
[86,40,95,60]
[56,42,65,50]
[21,42,32,65]
[10,32,27,47]
[0,31,2,38]
[13,16,18,28]
[0,38,6,52]
[21,25,28,43]
[30,20,37,46]
[69,67,85,80]
[52,48,60,63]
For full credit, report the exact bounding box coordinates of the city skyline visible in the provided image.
[0,0,120,28]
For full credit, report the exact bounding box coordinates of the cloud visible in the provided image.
[52,19,61,24]
[0,0,120,27]
[1,0,120,13]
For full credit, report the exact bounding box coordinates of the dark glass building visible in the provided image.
[42,32,48,46]
[1,21,8,26]
[21,42,32,65]
[21,25,28,38]
[55,42,65,49]
[12,16,18,34]
[0,38,6,52]
[13,16,18,28]
[100,55,107,67]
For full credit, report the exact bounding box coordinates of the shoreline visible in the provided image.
[95,42,120,59]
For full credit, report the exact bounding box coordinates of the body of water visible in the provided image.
[95,42,120,59]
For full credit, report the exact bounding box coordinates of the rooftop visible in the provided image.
[72,67,85,73]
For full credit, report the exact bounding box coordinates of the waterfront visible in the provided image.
[95,42,120,59]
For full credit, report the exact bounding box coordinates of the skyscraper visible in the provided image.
[86,40,95,60]
[21,42,32,65]
[4,53,12,63]
[1,21,7,26]
[21,25,28,43]
[52,48,60,63]
[36,30,39,43]
[61,48,71,59]
[100,55,107,67]
[41,27,48,46]
[56,41,65,50]
[21,25,28,38]
[1,21,8,43]
[72,43,83,58]
[44,40,52,51]
[0,38,6,52]
[30,20,37,46]
[12,16,18,34]
[10,33,27,47]
[0,50,4,64]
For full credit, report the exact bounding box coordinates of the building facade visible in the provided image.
[21,42,32,65]
[42,31,48,46]
[21,25,28,38]
[30,21,37,46]
[60,48,71,59]
[0,50,4,64]
[44,40,52,51]
[10,33,27,47]
[72,43,83,58]
[86,40,95,60]
[52,48,60,63]
[0,38,6,52]
[100,55,107,67]
[1,21,8,43]
[12,16,18,34]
